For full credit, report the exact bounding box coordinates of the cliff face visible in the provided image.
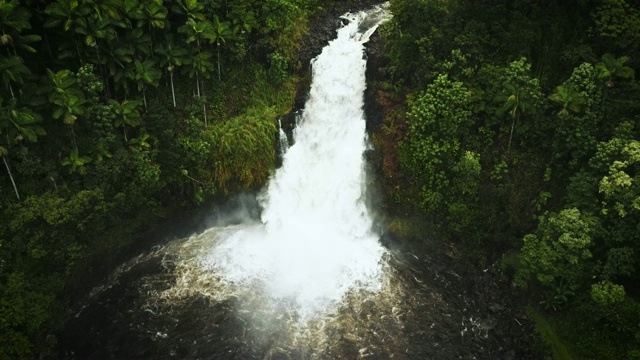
[363,31,389,134]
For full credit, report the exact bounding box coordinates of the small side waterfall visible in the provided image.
[207,4,393,316]
[277,118,289,156]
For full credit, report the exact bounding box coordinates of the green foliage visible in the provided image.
[61,148,92,174]
[517,208,595,289]
[561,296,640,359]
[0,55,29,96]
[378,0,640,357]
[0,0,40,90]
[268,51,290,84]
[492,58,545,153]
[382,0,453,85]
[591,280,625,306]
[1,0,306,356]
[549,84,586,117]
[592,0,640,53]
[260,0,308,33]
[0,272,62,359]
[401,73,472,211]
[596,53,636,87]
[127,0,168,30]
[0,99,45,145]
[525,307,575,360]
[0,99,46,200]
[552,63,603,170]
[598,140,640,217]
[398,73,486,240]
[133,59,161,91]
[496,82,532,119]
[47,69,87,125]
[211,108,276,192]
[110,99,142,138]
[541,279,576,311]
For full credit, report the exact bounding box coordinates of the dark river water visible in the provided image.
[57,223,535,359]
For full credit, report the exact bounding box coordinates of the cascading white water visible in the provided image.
[277,118,289,155]
[206,4,392,317]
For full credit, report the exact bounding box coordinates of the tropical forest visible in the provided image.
[0,0,639,359]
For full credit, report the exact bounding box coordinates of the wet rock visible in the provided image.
[363,31,388,134]
[480,317,496,331]
[297,1,385,69]
[489,302,505,313]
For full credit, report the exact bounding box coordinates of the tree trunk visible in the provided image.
[217,45,221,82]
[196,73,201,97]
[3,155,20,200]
[43,29,54,62]
[102,67,112,100]
[202,81,208,126]
[507,113,518,154]
[73,37,83,65]
[142,86,148,109]
[170,71,176,108]
[70,125,78,150]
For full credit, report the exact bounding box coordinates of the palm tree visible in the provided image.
[0,0,39,59]
[0,55,29,99]
[124,27,153,61]
[179,18,215,95]
[131,59,161,109]
[0,99,46,200]
[128,0,168,31]
[595,53,635,88]
[549,84,586,117]
[79,17,119,65]
[130,132,151,150]
[102,42,134,97]
[229,8,257,61]
[94,141,112,162]
[0,0,41,58]
[0,0,37,96]
[155,35,188,107]
[495,82,531,153]
[230,8,257,36]
[171,0,205,22]
[183,50,214,125]
[179,17,217,125]
[47,69,87,148]
[111,99,142,141]
[114,61,136,98]
[211,15,233,81]
[61,148,92,175]
[0,0,31,34]
[44,0,92,62]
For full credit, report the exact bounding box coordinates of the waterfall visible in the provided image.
[278,118,289,156]
[207,4,392,317]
